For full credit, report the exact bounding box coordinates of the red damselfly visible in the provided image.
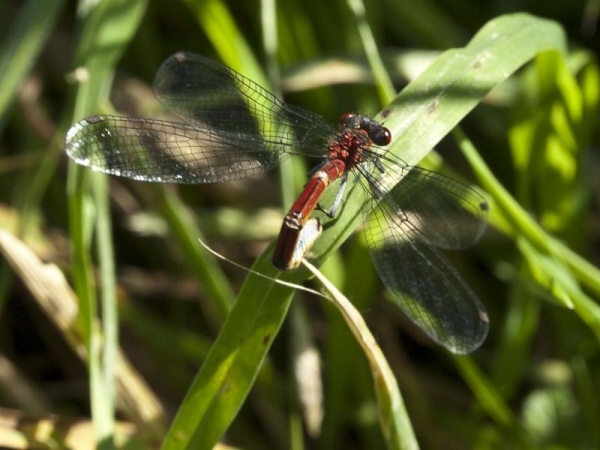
[66,52,489,353]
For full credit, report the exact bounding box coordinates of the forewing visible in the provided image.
[66,52,339,183]
[65,115,282,183]
[374,161,489,249]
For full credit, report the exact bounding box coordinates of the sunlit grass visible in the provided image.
[0,1,599,449]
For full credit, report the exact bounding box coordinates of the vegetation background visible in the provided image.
[0,0,599,449]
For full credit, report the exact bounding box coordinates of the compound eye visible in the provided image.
[339,113,359,128]
[372,127,392,146]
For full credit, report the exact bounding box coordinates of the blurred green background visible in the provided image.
[1,0,599,449]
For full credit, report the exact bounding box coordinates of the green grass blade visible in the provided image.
[162,252,294,450]
[457,129,600,342]
[345,0,396,104]
[67,0,148,446]
[157,187,235,322]
[0,0,66,124]
[183,0,267,87]
[310,13,567,266]
[304,260,419,450]
[453,355,515,427]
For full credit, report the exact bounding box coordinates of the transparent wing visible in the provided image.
[362,162,489,354]
[65,52,336,183]
[374,159,489,249]
[65,115,285,183]
[153,52,335,154]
